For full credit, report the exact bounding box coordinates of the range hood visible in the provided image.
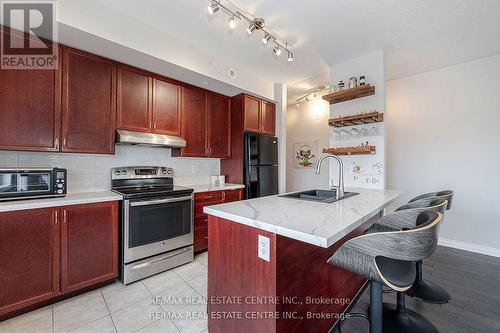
[116,130,186,148]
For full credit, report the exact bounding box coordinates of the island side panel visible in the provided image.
[208,216,277,333]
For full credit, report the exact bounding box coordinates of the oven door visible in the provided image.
[0,171,53,201]
[124,195,193,263]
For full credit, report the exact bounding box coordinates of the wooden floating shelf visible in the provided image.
[328,111,384,127]
[322,84,375,105]
[323,146,376,156]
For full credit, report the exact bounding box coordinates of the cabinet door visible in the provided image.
[207,92,230,158]
[243,95,261,133]
[0,28,61,152]
[116,65,152,132]
[179,86,208,157]
[153,77,181,136]
[62,47,116,154]
[223,189,244,203]
[261,101,276,136]
[0,208,60,316]
[61,202,118,293]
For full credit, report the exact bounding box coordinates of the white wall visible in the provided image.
[286,98,330,191]
[387,53,500,254]
[329,50,386,189]
[0,146,220,193]
[274,83,288,194]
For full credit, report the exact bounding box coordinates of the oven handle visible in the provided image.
[130,196,193,207]
[129,247,191,270]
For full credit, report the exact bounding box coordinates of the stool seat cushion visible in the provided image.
[375,256,416,289]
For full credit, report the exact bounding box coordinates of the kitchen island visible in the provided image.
[204,188,401,333]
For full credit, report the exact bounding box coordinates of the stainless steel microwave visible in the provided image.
[0,168,67,202]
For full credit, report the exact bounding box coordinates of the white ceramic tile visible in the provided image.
[54,293,109,333]
[17,152,61,167]
[69,315,116,333]
[136,318,179,333]
[103,282,151,313]
[143,270,186,296]
[194,252,208,266]
[100,280,126,295]
[110,299,163,333]
[171,304,208,333]
[156,282,202,313]
[0,306,52,333]
[186,273,208,297]
[0,151,18,167]
[173,261,207,282]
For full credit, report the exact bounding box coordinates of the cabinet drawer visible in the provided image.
[194,190,224,203]
[194,226,208,252]
[223,189,243,203]
[195,216,209,228]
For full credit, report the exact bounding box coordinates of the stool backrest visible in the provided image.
[396,198,447,215]
[409,190,454,210]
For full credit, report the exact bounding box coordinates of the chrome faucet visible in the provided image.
[315,154,345,200]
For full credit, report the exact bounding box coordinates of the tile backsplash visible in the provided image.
[0,145,220,193]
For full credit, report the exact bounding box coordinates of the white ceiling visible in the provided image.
[82,0,500,99]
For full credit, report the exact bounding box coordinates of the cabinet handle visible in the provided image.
[55,210,58,224]
[204,236,208,239]
[205,195,213,199]
[54,138,59,150]
[222,191,226,201]
[63,210,67,223]
[62,138,67,148]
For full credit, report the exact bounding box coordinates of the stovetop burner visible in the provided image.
[110,166,193,199]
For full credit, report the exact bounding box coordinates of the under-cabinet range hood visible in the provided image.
[116,130,186,148]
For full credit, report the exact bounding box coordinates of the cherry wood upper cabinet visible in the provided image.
[261,101,276,136]
[62,47,116,154]
[153,77,181,136]
[243,95,261,133]
[116,65,152,132]
[60,202,118,294]
[207,92,230,158]
[173,85,208,157]
[0,27,61,152]
[0,208,60,317]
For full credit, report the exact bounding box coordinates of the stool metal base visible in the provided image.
[382,303,439,333]
[406,279,451,304]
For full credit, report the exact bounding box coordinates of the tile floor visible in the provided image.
[0,253,209,333]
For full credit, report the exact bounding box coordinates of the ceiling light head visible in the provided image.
[273,45,282,56]
[305,96,310,102]
[287,51,294,62]
[208,2,219,15]
[296,101,300,107]
[247,23,256,34]
[228,16,236,29]
[262,33,271,45]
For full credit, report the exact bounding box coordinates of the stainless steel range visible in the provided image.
[111,166,194,284]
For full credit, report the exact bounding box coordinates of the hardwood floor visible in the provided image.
[336,246,500,333]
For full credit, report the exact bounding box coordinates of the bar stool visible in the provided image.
[404,191,454,304]
[329,210,443,333]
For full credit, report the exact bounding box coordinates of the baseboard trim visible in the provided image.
[438,237,500,258]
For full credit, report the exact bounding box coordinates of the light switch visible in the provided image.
[258,235,270,262]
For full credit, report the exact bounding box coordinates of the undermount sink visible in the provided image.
[279,189,359,203]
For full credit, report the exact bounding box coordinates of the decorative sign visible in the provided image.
[294,141,319,168]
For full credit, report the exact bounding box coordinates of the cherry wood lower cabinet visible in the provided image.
[61,202,119,293]
[193,188,244,253]
[0,208,60,317]
[0,201,118,319]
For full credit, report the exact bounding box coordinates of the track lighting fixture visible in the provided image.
[295,84,330,107]
[247,23,256,35]
[273,45,281,56]
[206,1,293,61]
[208,2,219,15]
[228,16,236,29]
[262,33,271,45]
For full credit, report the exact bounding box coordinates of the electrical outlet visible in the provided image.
[258,235,270,262]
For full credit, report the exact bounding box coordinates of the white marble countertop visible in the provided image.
[187,183,245,193]
[0,191,123,213]
[204,188,401,248]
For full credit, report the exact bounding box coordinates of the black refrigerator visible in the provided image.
[244,133,279,199]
